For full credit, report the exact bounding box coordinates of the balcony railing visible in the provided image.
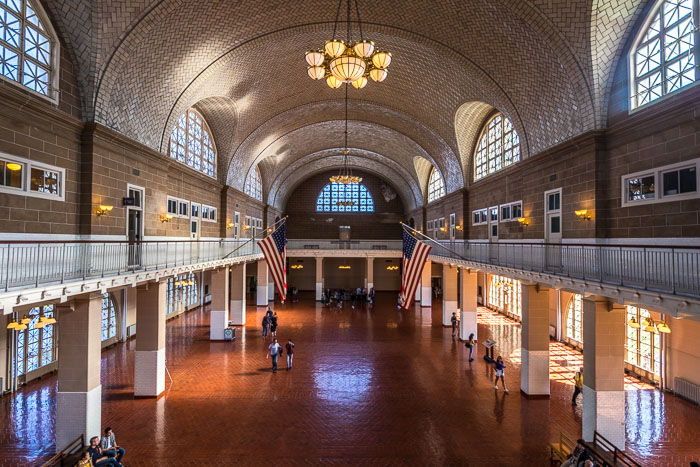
[0,239,259,292]
[286,239,403,250]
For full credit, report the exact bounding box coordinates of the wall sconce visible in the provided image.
[96,205,113,216]
[517,217,529,226]
[338,265,351,269]
[160,214,173,223]
[227,221,235,229]
[439,227,447,232]
[291,264,304,270]
[627,317,640,328]
[575,209,592,220]
[187,279,194,286]
[455,225,463,231]
[243,225,251,231]
[386,265,399,271]
[174,279,181,286]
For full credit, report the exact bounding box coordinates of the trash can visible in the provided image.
[224,327,236,341]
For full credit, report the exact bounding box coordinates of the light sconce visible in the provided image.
[439,227,447,232]
[96,205,114,216]
[517,217,529,226]
[455,225,463,231]
[7,319,27,330]
[6,319,19,330]
[188,279,194,286]
[338,265,351,270]
[227,221,235,229]
[291,264,304,270]
[160,214,173,223]
[243,225,251,231]
[267,228,272,233]
[657,320,671,334]
[6,162,22,171]
[627,317,641,328]
[174,280,181,286]
[386,265,399,271]
[41,314,56,325]
[575,209,592,220]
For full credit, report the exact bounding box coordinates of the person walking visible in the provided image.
[271,312,278,337]
[397,293,402,309]
[465,333,477,361]
[267,338,282,373]
[494,356,509,393]
[369,288,375,305]
[450,312,458,336]
[261,314,269,337]
[285,338,295,371]
[572,366,583,405]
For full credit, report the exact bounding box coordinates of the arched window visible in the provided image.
[245,167,262,201]
[101,293,117,341]
[566,294,583,343]
[631,0,696,109]
[168,109,216,177]
[167,273,199,314]
[427,167,445,202]
[473,113,520,181]
[316,182,374,213]
[15,304,54,376]
[488,275,522,318]
[626,305,661,375]
[0,0,57,99]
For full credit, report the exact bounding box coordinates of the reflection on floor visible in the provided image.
[0,294,698,465]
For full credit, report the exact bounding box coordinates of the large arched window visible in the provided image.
[631,0,696,109]
[245,167,262,201]
[0,0,57,99]
[168,109,216,177]
[166,273,199,314]
[488,275,522,318]
[473,113,520,181]
[566,294,583,343]
[101,293,117,341]
[427,167,445,202]
[316,182,374,213]
[626,305,661,375]
[15,304,54,376]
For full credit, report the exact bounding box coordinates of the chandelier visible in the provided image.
[305,0,392,89]
[331,86,362,193]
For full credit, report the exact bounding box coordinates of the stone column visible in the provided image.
[442,264,458,326]
[209,268,229,340]
[315,257,323,301]
[268,279,275,301]
[459,268,478,341]
[421,261,432,307]
[256,260,269,306]
[582,296,626,449]
[55,294,102,451]
[135,281,167,397]
[520,283,550,397]
[366,257,374,291]
[230,263,246,325]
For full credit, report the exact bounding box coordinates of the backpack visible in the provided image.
[465,341,472,348]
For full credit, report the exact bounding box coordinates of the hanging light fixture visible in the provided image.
[6,319,19,330]
[331,86,362,193]
[657,320,671,333]
[627,316,641,328]
[20,315,30,325]
[305,0,392,88]
[643,317,658,333]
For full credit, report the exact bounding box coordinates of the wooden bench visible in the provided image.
[41,435,85,467]
[550,432,574,463]
[551,431,640,467]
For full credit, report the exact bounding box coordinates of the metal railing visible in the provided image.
[0,239,259,292]
[286,239,403,251]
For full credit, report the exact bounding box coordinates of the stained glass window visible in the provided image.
[101,293,117,341]
[245,167,262,201]
[488,275,522,318]
[0,0,55,98]
[166,273,198,314]
[427,167,445,202]
[632,0,696,108]
[566,294,583,343]
[168,109,216,177]
[15,304,54,376]
[626,306,662,375]
[473,113,520,181]
[316,182,374,213]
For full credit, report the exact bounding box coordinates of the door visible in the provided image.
[488,206,499,263]
[190,203,200,262]
[449,213,456,243]
[544,188,562,269]
[126,185,144,267]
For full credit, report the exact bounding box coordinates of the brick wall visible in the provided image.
[284,170,405,240]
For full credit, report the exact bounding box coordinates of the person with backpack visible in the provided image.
[465,333,477,361]
[267,338,282,373]
[494,356,509,393]
[450,312,458,336]
[285,339,295,371]
[261,314,269,338]
[271,312,278,337]
[572,366,583,405]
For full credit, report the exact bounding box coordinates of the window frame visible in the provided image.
[0,152,65,200]
[625,305,662,376]
[101,293,118,342]
[621,157,700,206]
[427,167,446,203]
[565,294,583,344]
[166,196,178,215]
[473,112,521,181]
[315,182,375,213]
[244,166,263,201]
[168,108,217,177]
[200,204,217,223]
[14,303,55,377]
[498,200,523,223]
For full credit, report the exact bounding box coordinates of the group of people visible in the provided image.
[322,287,375,308]
[77,427,125,467]
[261,309,279,337]
[261,308,294,373]
[458,329,509,392]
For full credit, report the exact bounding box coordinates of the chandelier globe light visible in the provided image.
[305,0,392,88]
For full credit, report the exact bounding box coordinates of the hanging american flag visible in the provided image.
[401,227,431,309]
[257,222,287,303]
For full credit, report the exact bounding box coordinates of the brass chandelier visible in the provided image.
[330,86,362,192]
[305,0,392,89]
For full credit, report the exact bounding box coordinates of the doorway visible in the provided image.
[190,202,201,262]
[544,188,562,269]
[488,206,498,262]
[126,185,144,267]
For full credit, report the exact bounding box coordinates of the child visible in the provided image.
[494,355,508,393]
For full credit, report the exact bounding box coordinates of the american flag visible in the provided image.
[257,222,287,303]
[401,228,431,309]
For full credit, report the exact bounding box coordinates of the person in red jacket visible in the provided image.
[285,339,295,371]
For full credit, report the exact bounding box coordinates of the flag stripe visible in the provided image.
[401,229,431,309]
[257,223,287,303]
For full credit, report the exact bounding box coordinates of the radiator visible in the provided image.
[126,324,136,338]
[674,377,700,405]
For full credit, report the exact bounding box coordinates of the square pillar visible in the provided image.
[56,294,102,451]
[210,268,229,340]
[459,268,478,341]
[520,283,550,397]
[315,257,323,301]
[230,263,246,325]
[256,260,269,306]
[366,257,374,292]
[442,264,458,326]
[268,280,274,301]
[421,261,432,307]
[135,281,167,397]
[582,296,626,450]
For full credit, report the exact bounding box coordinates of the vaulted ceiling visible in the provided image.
[42,0,648,209]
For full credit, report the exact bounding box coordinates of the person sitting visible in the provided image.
[100,427,125,464]
[87,436,120,467]
[75,450,93,467]
[560,439,589,467]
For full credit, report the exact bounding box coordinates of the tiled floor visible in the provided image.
[1,293,699,466]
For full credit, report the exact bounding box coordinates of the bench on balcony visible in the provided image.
[550,431,640,467]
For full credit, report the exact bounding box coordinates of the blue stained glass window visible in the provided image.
[15,303,54,376]
[316,182,374,213]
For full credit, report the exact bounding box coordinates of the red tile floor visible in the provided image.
[1,293,700,466]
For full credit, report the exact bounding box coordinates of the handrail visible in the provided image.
[41,434,83,467]
[593,431,640,467]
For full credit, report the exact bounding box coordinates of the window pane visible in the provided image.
[512,204,522,218]
[473,113,520,180]
[627,175,655,201]
[30,167,59,195]
[1,159,23,188]
[679,167,696,193]
[550,216,561,234]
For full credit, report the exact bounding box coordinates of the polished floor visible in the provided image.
[1,293,700,466]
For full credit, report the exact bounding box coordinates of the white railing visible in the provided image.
[286,239,403,251]
[0,239,259,292]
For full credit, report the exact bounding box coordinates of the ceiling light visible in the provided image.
[6,162,22,171]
